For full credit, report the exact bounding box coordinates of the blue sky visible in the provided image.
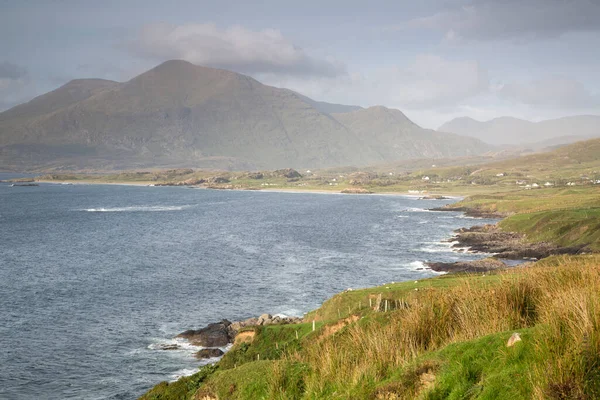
[1,0,599,128]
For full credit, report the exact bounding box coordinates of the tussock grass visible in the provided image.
[141,255,600,399]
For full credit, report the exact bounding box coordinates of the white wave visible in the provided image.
[402,207,431,213]
[396,215,410,218]
[419,246,452,253]
[408,260,426,270]
[169,368,199,381]
[274,309,303,318]
[82,205,193,212]
[147,337,201,352]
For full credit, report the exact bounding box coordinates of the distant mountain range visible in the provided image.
[0,60,490,171]
[439,115,600,147]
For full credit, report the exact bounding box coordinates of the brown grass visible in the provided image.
[282,256,600,398]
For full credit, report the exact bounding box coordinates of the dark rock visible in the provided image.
[194,348,225,359]
[156,344,180,350]
[273,168,302,179]
[448,224,586,260]
[207,176,230,184]
[426,258,507,273]
[246,172,264,180]
[177,319,233,347]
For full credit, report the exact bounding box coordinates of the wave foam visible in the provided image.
[419,246,452,253]
[402,207,431,213]
[408,260,426,270]
[147,337,201,352]
[83,205,192,212]
[169,368,199,381]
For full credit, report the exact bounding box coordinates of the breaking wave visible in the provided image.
[82,205,193,212]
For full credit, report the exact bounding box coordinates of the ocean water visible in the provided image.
[0,175,498,399]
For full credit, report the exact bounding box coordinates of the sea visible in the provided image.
[0,173,499,399]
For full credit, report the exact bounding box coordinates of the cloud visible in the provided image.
[265,54,489,110]
[498,76,598,108]
[0,62,31,111]
[382,54,489,108]
[0,62,28,81]
[401,0,600,42]
[127,22,344,77]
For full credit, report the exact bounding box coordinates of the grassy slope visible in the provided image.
[140,255,600,399]
[137,139,600,399]
[446,186,600,251]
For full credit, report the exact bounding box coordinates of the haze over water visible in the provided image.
[0,176,498,399]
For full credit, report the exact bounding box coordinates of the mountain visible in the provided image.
[439,115,600,146]
[288,91,363,114]
[333,106,488,160]
[0,60,491,171]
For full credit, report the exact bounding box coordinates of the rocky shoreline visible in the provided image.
[425,221,587,272]
[160,314,302,360]
[429,205,510,219]
[161,207,582,366]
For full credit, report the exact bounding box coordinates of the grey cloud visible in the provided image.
[0,62,28,80]
[262,54,490,110]
[128,23,345,77]
[498,77,598,107]
[0,62,33,111]
[402,0,600,41]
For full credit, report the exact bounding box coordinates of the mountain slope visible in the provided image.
[0,60,490,171]
[333,106,490,160]
[439,115,600,146]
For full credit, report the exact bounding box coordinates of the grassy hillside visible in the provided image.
[137,139,600,399]
[140,255,600,399]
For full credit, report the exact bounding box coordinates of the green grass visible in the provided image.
[422,328,538,400]
[218,323,320,369]
[450,186,600,215]
[500,208,600,251]
[140,255,600,399]
[138,364,217,400]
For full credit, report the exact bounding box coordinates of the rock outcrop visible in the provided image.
[450,224,585,259]
[176,320,233,347]
[194,348,225,359]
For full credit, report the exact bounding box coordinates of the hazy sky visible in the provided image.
[1,0,599,128]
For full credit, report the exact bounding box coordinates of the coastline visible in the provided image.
[34,178,463,198]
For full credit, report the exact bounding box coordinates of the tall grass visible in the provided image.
[276,256,600,398]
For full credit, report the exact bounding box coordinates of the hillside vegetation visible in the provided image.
[136,138,600,399]
[36,137,600,197]
[140,255,600,399]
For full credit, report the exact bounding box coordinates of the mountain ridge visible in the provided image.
[0,60,491,171]
[439,114,600,146]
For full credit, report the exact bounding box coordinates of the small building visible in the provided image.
[422,176,430,181]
